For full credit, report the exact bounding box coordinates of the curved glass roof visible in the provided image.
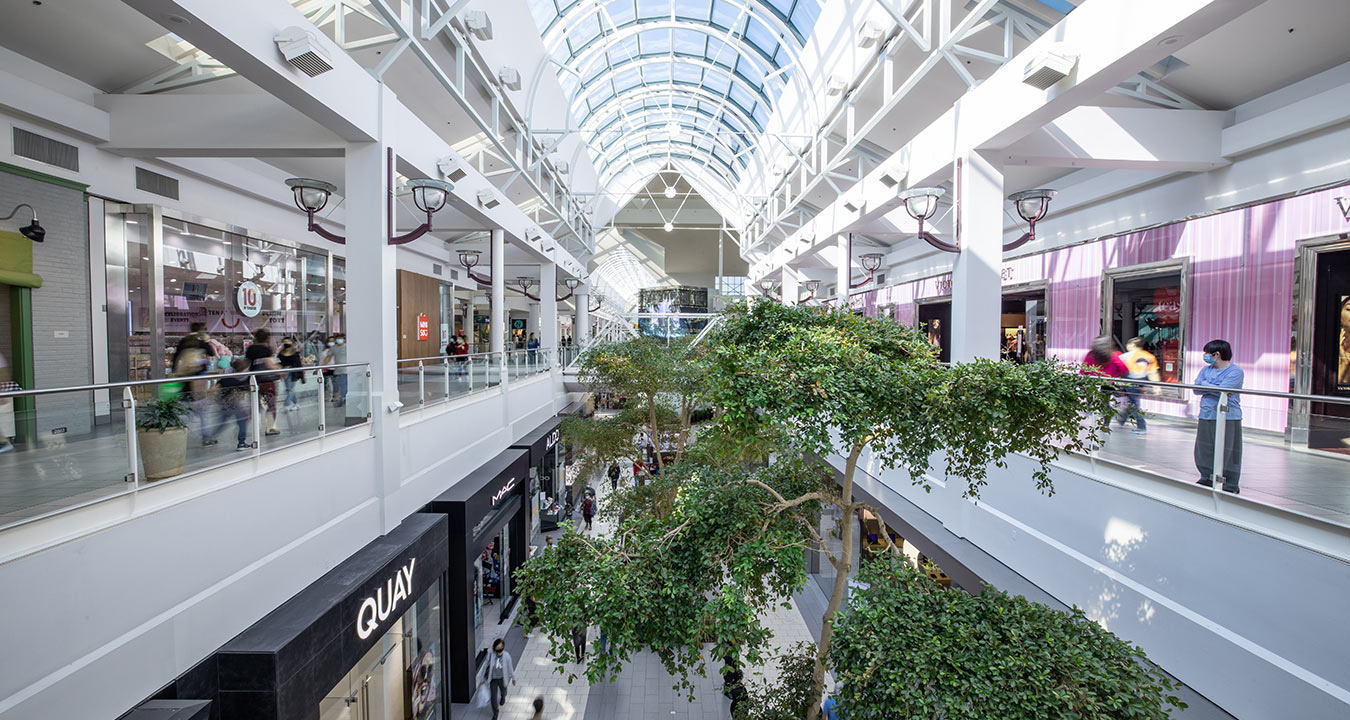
[527,0,824,209]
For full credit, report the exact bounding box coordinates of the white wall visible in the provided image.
[824,449,1350,719]
[0,374,563,720]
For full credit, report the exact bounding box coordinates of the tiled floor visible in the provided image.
[1093,416,1350,524]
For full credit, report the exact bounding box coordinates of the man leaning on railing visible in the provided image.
[1194,339,1244,494]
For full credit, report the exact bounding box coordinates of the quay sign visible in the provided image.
[356,558,416,640]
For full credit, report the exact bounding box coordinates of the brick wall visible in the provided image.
[0,171,92,437]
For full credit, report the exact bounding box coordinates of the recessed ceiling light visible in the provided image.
[663,222,673,232]
[1158,35,1182,47]
[664,186,676,198]
[166,13,190,24]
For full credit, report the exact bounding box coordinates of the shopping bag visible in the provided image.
[473,681,489,709]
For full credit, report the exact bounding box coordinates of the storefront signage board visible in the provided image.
[418,313,430,341]
[356,557,416,639]
[236,280,263,318]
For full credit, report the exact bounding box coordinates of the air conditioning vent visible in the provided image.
[432,263,443,276]
[135,167,180,200]
[874,273,886,286]
[12,127,79,171]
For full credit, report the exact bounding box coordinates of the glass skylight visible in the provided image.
[527,0,823,200]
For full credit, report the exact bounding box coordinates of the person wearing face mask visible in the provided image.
[477,638,516,719]
[321,335,348,406]
[1194,339,1244,494]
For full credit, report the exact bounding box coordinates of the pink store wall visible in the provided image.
[852,183,1350,433]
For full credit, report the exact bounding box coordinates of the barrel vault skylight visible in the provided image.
[526,0,824,221]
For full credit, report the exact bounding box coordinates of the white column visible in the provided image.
[780,266,800,306]
[950,152,1003,362]
[490,229,505,357]
[836,234,851,307]
[527,301,541,345]
[575,280,590,345]
[344,138,399,525]
[540,263,557,352]
[462,294,473,349]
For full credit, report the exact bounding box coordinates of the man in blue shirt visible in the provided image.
[1194,339,1243,494]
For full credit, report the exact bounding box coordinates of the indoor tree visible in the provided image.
[829,554,1185,719]
[520,301,1116,718]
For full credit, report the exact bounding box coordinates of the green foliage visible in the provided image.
[704,301,1113,497]
[514,456,824,695]
[564,337,706,477]
[830,554,1186,720]
[732,642,818,720]
[137,393,190,433]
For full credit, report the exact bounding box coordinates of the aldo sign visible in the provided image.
[356,558,416,639]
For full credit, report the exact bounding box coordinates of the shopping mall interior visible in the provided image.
[0,0,1348,718]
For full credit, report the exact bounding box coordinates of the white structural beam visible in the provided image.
[753,0,1266,283]
[99,94,343,157]
[1221,80,1350,158]
[121,0,588,279]
[0,66,110,143]
[1001,106,1229,172]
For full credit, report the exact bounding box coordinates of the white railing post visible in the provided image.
[123,386,139,486]
[417,360,426,406]
[317,371,327,432]
[443,359,451,400]
[469,355,476,391]
[249,375,261,455]
[1211,391,1228,492]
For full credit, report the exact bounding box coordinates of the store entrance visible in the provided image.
[917,301,951,363]
[1309,248,1350,453]
[1001,289,1047,363]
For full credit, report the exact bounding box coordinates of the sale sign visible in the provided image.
[417,313,430,341]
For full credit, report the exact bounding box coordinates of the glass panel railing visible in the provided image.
[504,348,552,381]
[0,362,371,530]
[395,352,505,409]
[1078,378,1350,523]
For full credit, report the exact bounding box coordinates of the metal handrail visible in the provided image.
[1093,375,1350,407]
[0,362,371,400]
[397,351,499,364]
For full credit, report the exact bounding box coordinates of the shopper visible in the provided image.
[172,322,218,445]
[246,328,281,436]
[571,624,587,663]
[323,334,349,406]
[527,333,540,364]
[1194,339,1244,494]
[0,349,15,454]
[607,462,620,492]
[215,357,253,451]
[1118,337,1159,434]
[522,594,538,639]
[531,696,545,720]
[581,493,594,531]
[479,638,516,720]
[277,337,304,412]
[1080,336,1128,378]
[453,337,470,375]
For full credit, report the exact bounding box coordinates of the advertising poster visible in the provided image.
[1339,295,1350,390]
[409,645,439,720]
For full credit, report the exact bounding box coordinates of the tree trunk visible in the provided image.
[648,393,665,472]
[807,441,864,720]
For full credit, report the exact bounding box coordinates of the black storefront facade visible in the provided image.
[423,449,531,703]
[510,416,565,533]
[131,513,452,720]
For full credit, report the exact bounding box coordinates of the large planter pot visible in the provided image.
[138,426,187,481]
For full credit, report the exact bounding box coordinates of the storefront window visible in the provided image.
[1106,265,1185,394]
[319,584,445,720]
[107,208,345,383]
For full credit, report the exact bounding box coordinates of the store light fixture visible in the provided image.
[588,293,605,312]
[800,279,821,305]
[1,203,44,242]
[897,186,958,253]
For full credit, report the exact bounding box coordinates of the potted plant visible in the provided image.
[137,392,191,481]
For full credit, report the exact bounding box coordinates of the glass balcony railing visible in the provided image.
[0,363,372,530]
[395,351,507,409]
[1073,378,1350,524]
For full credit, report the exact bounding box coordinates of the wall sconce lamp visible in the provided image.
[849,251,884,289]
[1004,188,1057,252]
[1,204,44,242]
[800,279,821,304]
[758,277,781,299]
[285,150,453,245]
[588,293,605,313]
[897,186,958,253]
